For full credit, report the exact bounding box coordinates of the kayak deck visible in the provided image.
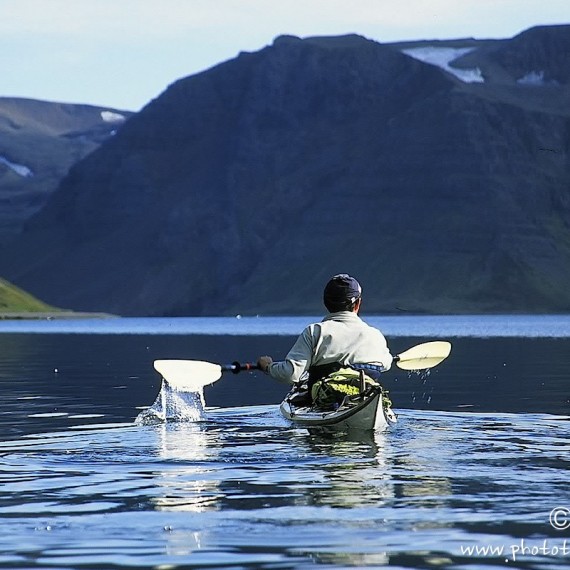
[280,385,397,432]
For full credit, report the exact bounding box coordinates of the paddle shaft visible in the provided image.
[222,361,260,374]
[221,341,450,376]
[225,357,416,371]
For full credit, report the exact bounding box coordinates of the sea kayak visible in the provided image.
[279,383,397,432]
[151,341,451,431]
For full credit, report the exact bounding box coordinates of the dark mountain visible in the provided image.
[0,98,132,241]
[2,27,570,315]
[488,25,570,84]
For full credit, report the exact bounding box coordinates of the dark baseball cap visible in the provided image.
[323,274,362,309]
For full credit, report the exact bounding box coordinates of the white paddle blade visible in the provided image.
[153,360,222,390]
[396,341,452,371]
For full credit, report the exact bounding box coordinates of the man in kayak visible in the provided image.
[257,274,392,384]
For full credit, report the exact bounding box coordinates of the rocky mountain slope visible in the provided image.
[0,98,131,241]
[2,26,570,315]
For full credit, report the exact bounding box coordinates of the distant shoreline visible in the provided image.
[0,311,117,320]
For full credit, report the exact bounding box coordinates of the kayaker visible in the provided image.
[257,274,392,384]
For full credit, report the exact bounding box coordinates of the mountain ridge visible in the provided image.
[0,97,132,241]
[2,26,570,316]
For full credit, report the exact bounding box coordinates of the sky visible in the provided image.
[1,0,569,111]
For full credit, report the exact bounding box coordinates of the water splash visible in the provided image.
[135,381,206,425]
[407,369,431,382]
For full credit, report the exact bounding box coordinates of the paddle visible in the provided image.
[154,341,451,390]
[153,360,259,391]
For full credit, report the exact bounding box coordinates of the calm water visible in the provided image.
[1,316,569,569]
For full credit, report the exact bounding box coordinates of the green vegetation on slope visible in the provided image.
[0,277,59,313]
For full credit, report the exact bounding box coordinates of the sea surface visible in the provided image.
[0,315,569,569]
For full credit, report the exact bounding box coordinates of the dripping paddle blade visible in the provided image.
[395,341,452,371]
[153,359,223,390]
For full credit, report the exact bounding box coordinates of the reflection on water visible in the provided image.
[0,329,569,568]
[0,407,569,568]
[151,422,223,513]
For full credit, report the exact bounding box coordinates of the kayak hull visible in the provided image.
[279,386,397,432]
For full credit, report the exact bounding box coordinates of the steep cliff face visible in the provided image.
[3,30,570,315]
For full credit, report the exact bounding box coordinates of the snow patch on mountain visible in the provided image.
[0,156,33,178]
[101,111,126,124]
[517,71,557,86]
[402,47,484,83]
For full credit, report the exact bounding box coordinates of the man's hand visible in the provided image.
[257,356,273,373]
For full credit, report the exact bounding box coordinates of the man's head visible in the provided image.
[323,274,362,313]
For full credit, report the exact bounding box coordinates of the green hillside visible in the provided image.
[0,277,59,313]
